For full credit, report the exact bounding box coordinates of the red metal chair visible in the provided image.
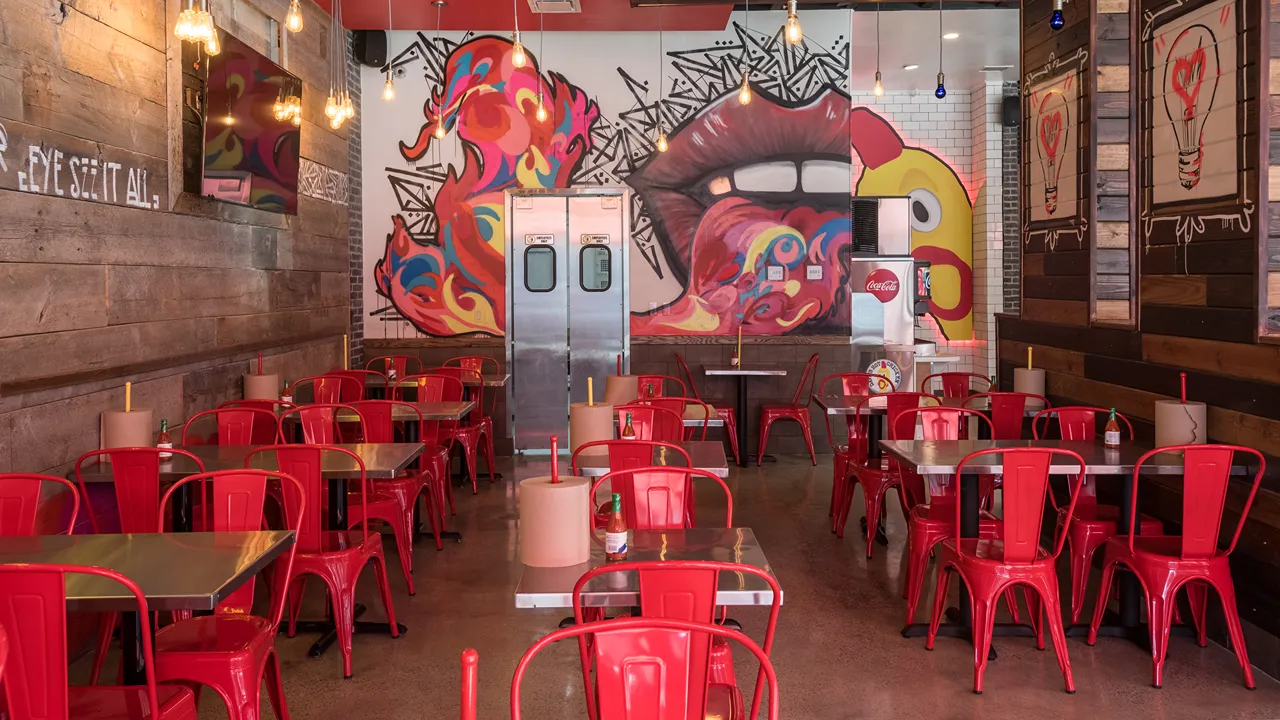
[0,622,7,681]
[511,617,779,720]
[74,447,207,685]
[963,391,1046,440]
[249,445,401,678]
[181,407,280,446]
[636,374,687,399]
[152,469,303,720]
[292,374,362,404]
[926,447,1087,694]
[219,400,296,444]
[280,403,360,444]
[572,561,781,720]
[0,473,80,535]
[592,467,732,531]
[367,354,424,381]
[836,392,940,550]
[818,372,897,522]
[1087,444,1265,689]
[0,563,199,720]
[393,375,467,516]
[615,403,685,444]
[429,366,497,492]
[674,352,740,465]
[642,396,712,441]
[572,440,691,529]
[1032,407,1163,624]
[757,353,820,466]
[329,369,389,402]
[347,399,448,584]
[460,648,478,720]
[448,356,502,472]
[920,372,992,397]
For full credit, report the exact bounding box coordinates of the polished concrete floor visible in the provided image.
[193,456,1278,718]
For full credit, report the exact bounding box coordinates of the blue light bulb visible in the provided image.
[1050,9,1065,29]
[934,72,946,99]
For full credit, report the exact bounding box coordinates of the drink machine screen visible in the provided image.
[914,261,932,316]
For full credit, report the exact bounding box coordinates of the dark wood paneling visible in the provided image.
[1097,275,1130,300]
[1097,12,1130,39]
[1023,275,1090,301]
[1086,353,1280,423]
[1023,299,1089,326]
[1140,240,1258,275]
[1096,119,1130,145]
[999,314,1143,359]
[1140,305,1256,343]
[1096,195,1128,221]
[1205,274,1258,309]
[1042,250,1090,276]
[1140,275,1207,306]
[1096,39,1130,66]
[1096,92,1131,118]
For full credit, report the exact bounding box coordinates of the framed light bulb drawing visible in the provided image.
[1140,0,1257,258]
[1023,47,1089,252]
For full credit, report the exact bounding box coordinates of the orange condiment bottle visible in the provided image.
[281,379,293,404]
[605,493,629,561]
[621,412,636,440]
[157,419,174,459]
[1104,408,1122,448]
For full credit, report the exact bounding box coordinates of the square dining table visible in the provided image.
[705,366,787,467]
[573,440,729,479]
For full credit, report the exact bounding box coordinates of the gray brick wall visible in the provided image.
[347,32,365,368]
[1001,80,1020,314]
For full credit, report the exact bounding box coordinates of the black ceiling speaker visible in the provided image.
[354,30,387,68]
[1002,95,1020,127]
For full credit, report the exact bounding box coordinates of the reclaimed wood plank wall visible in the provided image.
[1095,0,1134,323]
[0,0,350,475]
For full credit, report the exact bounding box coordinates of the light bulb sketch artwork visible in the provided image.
[1149,0,1237,206]
[1162,24,1219,189]
[1027,71,1078,223]
[1035,89,1068,216]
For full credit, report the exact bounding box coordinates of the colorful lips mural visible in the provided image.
[372,33,973,340]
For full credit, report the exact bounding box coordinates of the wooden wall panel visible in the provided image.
[0,264,107,338]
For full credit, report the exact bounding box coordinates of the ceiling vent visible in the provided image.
[980,65,1013,72]
[527,0,581,12]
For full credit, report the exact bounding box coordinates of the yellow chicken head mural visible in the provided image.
[850,108,973,340]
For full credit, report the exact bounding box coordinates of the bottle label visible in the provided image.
[388,368,397,379]
[1104,430,1120,446]
[157,442,173,458]
[281,394,293,403]
[605,531,628,555]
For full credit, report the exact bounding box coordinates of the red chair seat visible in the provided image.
[1115,534,1197,561]
[155,614,275,654]
[1068,503,1161,526]
[945,537,1053,564]
[705,683,745,720]
[69,685,197,720]
[302,529,385,554]
[1058,504,1163,624]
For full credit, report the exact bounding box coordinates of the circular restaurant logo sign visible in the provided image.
[864,268,900,303]
[866,359,901,394]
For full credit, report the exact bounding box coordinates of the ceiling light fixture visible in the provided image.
[511,0,527,68]
[942,32,959,39]
[535,11,549,122]
[285,0,304,33]
[873,6,883,97]
[175,0,219,55]
[656,7,668,152]
[784,0,802,45]
[738,1,752,105]
[903,64,919,71]
[432,1,448,139]
[325,0,354,128]
[1050,0,1066,29]
[935,0,946,99]
[382,0,395,102]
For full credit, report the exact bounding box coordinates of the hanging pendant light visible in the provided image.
[873,7,883,97]
[285,0,304,32]
[738,70,753,105]
[175,0,214,43]
[656,131,669,153]
[205,25,221,55]
[1050,0,1066,29]
[934,0,946,99]
[533,11,548,122]
[654,8,668,151]
[382,0,395,102]
[325,0,353,128]
[430,1,448,140]
[784,0,802,45]
[510,0,527,68]
[738,2,752,105]
[434,121,447,139]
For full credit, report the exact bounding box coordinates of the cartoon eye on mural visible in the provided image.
[1161,24,1219,190]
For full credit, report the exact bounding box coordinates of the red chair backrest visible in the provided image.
[616,404,684,444]
[1132,444,1265,560]
[431,366,483,425]
[367,354,424,378]
[920,372,991,397]
[460,649,479,720]
[571,561,782,720]
[854,392,940,440]
[346,400,423,444]
[182,407,280,446]
[673,353,705,402]
[592,467,732,530]
[572,441,690,508]
[819,372,897,449]
[636,374,686,399]
[964,392,1046,440]
[0,474,79,536]
[954,448,1086,564]
[643,396,712,441]
[788,353,821,407]
[1032,406,1133,440]
[329,370,388,400]
[0,564,164,720]
[220,400,295,443]
[247,444,368,554]
[74,448,205,533]
[510,617,779,720]
[891,406,991,442]
[395,373,466,406]
[280,403,363,444]
[449,356,501,416]
[159,469,304,621]
[294,374,362,404]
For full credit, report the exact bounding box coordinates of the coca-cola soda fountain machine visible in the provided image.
[848,197,933,394]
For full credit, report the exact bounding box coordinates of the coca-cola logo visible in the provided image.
[864,268,900,303]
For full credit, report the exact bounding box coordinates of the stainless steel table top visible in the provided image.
[681,405,725,427]
[575,441,729,479]
[879,440,1251,476]
[332,400,475,422]
[813,394,1042,418]
[0,531,294,612]
[704,366,787,377]
[370,373,508,388]
[515,528,780,609]
[74,443,424,483]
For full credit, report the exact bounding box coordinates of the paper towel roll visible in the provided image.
[570,402,615,456]
[604,375,638,405]
[1155,400,1207,447]
[243,373,280,401]
[101,410,154,449]
[1013,368,1047,411]
[519,475,592,567]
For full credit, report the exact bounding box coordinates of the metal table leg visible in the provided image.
[121,611,148,685]
[859,413,888,545]
[171,483,192,533]
[735,375,750,467]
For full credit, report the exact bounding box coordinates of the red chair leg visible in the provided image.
[1147,591,1175,688]
[1029,574,1075,693]
[970,593,999,694]
[830,455,846,519]
[1066,530,1106,625]
[723,413,741,466]
[904,524,936,625]
[863,485,885,558]
[423,485,444,551]
[264,650,291,720]
[1209,575,1256,689]
[483,430,498,484]
[1185,581,1209,647]
[836,477,859,539]
[90,612,117,685]
[1086,559,1119,646]
[925,565,954,651]
[799,415,817,466]
[756,417,775,465]
[371,550,402,641]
